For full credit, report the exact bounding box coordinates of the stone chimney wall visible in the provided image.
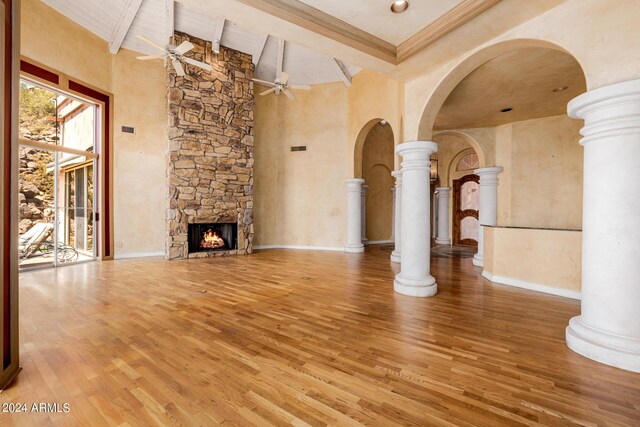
[166,32,254,259]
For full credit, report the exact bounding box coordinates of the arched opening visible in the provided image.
[417,39,587,140]
[432,133,483,248]
[356,120,394,243]
[418,39,587,297]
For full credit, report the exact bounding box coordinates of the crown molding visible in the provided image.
[234,0,501,65]
[397,0,502,63]
[234,0,398,64]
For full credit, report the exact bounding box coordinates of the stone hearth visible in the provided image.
[166,32,254,259]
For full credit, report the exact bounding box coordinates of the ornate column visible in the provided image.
[472,167,502,267]
[394,142,438,297]
[390,171,402,263]
[565,79,640,372]
[361,184,368,244]
[344,179,365,253]
[391,187,396,241]
[435,187,451,245]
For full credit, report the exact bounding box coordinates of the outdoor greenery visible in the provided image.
[19,81,57,136]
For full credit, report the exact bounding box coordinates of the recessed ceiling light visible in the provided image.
[391,1,409,14]
[552,86,569,93]
[500,108,513,113]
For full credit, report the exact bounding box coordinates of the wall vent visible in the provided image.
[121,126,135,134]
[291,146,307,152]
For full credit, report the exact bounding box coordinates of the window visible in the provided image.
[456,153,479,171]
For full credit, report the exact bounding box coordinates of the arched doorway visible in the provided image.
[417,41,587,298]
[355,120,394,243]
[432,132,484,248]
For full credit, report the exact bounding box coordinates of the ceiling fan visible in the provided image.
[251,39,310,100]
[135,35,212,77]
[252,72,311,100]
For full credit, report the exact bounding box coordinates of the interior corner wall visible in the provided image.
[496,114,583,229]
[254,70,402,249]
[253,82,349,248]
[22,0,167,257]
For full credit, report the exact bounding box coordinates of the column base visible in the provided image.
[344,244,364,253]
[435,239,451,245]
[390,250,401,263]
[362,239,368,245]
[566,316,640,373]
[472,254,483,267]
[394,273,437,297]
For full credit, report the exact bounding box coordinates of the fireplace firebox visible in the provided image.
[188,223,238,253]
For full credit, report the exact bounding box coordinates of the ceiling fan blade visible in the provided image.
[136,55,163,61]
[172,58,185,77]
[289,84,311,90]
[135,35,165,52]
[251,78,276,87]
[280,71,289,84]
[182,57,213,72]
[283,89,296,100]
[174,41,195,55]
[259,88,276,96]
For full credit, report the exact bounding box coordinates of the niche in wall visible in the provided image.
[361,122,394,242]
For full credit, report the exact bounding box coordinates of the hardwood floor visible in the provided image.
[2,246,639,426]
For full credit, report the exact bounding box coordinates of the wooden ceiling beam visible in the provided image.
[211,16,226,53]
[252,34,269,66]
[109,0,144,54]
[275,38,284,81]
[329,58,351,87]
[164,0,175,44]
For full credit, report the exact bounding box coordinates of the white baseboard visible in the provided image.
[366,240,393,245]
[481,270,581,300]
[254,245,344,252]
[114,251,165,260]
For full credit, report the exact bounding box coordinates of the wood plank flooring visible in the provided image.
[1,246,639,426]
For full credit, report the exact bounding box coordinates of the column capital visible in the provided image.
[344,178,364,192]
[361,184,368,192]
[474,166,503,177]
[396,141,438,158]
[391,170,403,188]
[474,166,503,186]
[568,79,640,146]
[436,186,451,195]
[396,141,438,172]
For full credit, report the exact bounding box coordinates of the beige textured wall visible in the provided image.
[22,0,167,256]
[348,70,402,172]
[507,115,583,229]
[253,83,349,248]
[484,227,582,293]
[111,50,167,255]
[254,70,402,248]
[362,123,394,241]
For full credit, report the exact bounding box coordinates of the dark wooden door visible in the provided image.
[0,0,20,389]
[453,174,479,247]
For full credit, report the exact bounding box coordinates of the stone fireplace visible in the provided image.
[166,32,254,259]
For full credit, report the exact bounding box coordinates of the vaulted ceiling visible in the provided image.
[434,48,587,130]
[41,0,568,83]
[42,0,362,85]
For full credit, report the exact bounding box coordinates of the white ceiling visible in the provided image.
[299,0,461,44]
[41,0,361,85]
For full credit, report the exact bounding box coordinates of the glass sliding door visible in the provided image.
[18,79,99,269]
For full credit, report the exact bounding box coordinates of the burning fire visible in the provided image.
[201,229,225,249]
